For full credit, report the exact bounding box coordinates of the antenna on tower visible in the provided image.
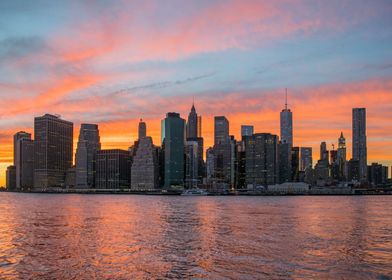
[285,88,288,110]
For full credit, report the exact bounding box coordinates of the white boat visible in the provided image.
[181,188,209,196]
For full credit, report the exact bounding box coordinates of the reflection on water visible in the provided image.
[0,194,392,279]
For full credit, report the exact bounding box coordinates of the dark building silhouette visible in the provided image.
[138,119,146,139]
[291,147,300,182]
[214,116,232,185]
[278,142,290,183]
[347,159,360,182]
[161,112,185,188]
[75,124,101,188]
[186,103,198,139]
[6,165,16,191]
[337,132,347,180]
[245,133,279,187]
[95,149,131,189]
[34,114,73,189]
[241,125,254,137]
[367,163,388,186]
[14,132,34,190]
[280,90,293,150]
[185,140,199,188]
[300,147,312,171]
[131,136,159,190]
[186,103,205,183]
[235,140,246,189]
[352,108,367,182]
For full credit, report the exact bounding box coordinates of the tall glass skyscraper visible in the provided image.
[161,112,185,188]
[75,123,101,188]
[280,90,293,149]
[214,116,231,184]
[352,108,367,182]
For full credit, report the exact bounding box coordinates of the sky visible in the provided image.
[1,0,392,186]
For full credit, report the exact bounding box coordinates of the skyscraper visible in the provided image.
[300,147,312,171]
[34,114,73,189]
[186,103,205,183]
[13,131,31,165]
[214,116,232,184]
[352,108,367,182]
[161,112,185,188]
[291,147,300,182]
[138,119,146,139]
[14,132,34,190]
[245,133,279,186]
[185,140,199,188]
[320,141,329,162]
[241,125,254,138]
[280,90,293,149]
[131,136,159,190]
[337,132,347,180]
[206,147,215,183]
[75,124,101,188]
[6,166,16,191]
[278,141,291,183]
[186,103,198,139]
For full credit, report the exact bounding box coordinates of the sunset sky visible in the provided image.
[1,0,392,186]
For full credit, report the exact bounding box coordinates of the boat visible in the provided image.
[181,188,209,196]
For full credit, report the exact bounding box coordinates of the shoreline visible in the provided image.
[1,188,392,196]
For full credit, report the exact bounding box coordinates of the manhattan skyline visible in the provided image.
[1,0,392,186]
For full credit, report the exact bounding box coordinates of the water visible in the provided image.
[0,194,391,279]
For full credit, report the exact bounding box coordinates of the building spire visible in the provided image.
[285,88,288,110]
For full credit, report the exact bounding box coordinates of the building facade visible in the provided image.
[300,147,313,171]
[75,124,101,188]
[214,116,232,185]
[245,133,279,187]
[95,149,131,189]
[352,108,367,182]
[131,137,159,190]
[241,125,254,138]
[6,165,16,191]
[161,112,185,188]
[185,140,199,188]
[15,134,34,190]
[34,114,73,189]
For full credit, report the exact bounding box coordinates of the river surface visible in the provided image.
[0,193,391,279]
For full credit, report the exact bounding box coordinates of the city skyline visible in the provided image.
[1,102,392,186]
[1,0,392,186]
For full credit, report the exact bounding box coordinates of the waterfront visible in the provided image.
[0,194,392,279]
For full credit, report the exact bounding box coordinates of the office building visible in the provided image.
[6,165,16,191]
[241,125,254,138]
[300,147,312,171]
[320,142,329,162]
[245,133,279,187]
[337,132,347,180]
[214,116,232,184]
[206,147,215,183]
[280,90,293,149]
[352,108,367,182]
[14,132,34,190]
[278,142,291,183]
[291,147,300,182]
[131,136,159,190]
[161,112,185,188]
[75,124,101,188]
[34,114,73,189]
[95,149,131,189]
[186,103,199,139]
[185,140,199,188]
